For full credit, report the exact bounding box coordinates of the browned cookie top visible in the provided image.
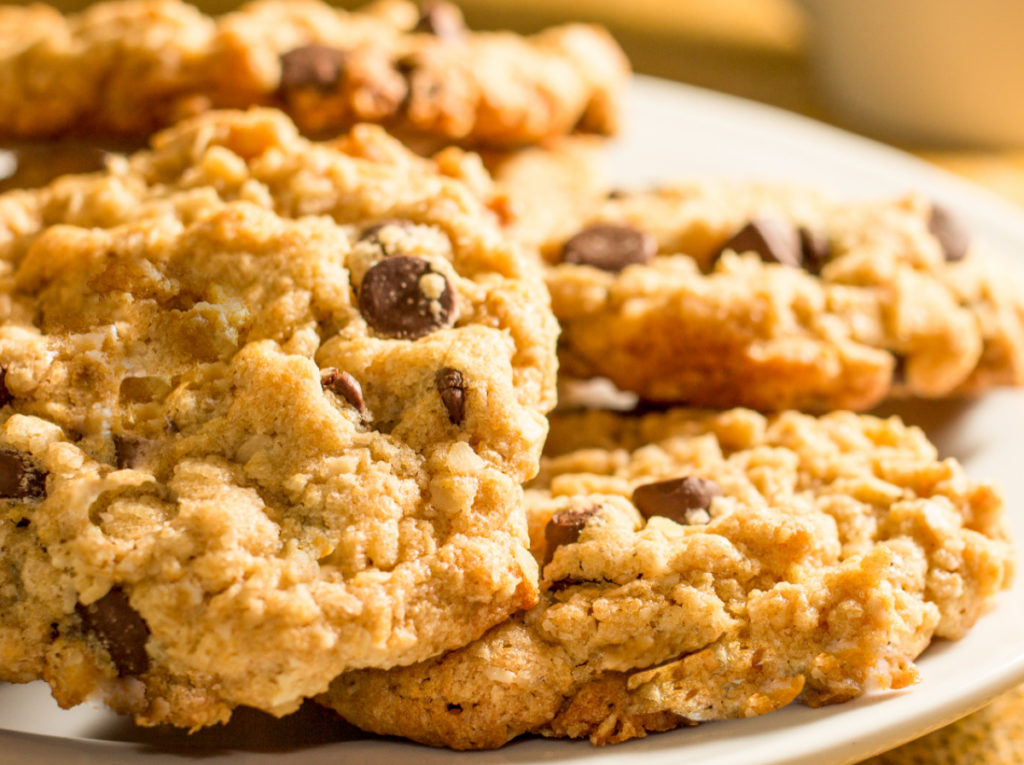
[0,0,629,147]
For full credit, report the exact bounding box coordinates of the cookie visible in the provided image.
[322,407,1014,749]
[539,183,1024,411]
[0,0,628,148]
[0,109,558,728]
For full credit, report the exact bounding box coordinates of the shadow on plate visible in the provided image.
[80,699,373,754]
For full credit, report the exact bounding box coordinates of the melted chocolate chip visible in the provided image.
[0,142,111,193]
[358,255,455,339]
[798,227,832,275]
[0,450,47,500]
[113,435,145,470]
[414,1,466,39]
[928,204,970,262]
[446,703,464,713]
[279,45,347,94]
[543,506,598,566]
[562,224,656,272]
[0,368,12,408]
[321,368,366,414]
[716,219,801,268]
[435,367,466,425]
[76,587,150,676]
[632,477,722,523]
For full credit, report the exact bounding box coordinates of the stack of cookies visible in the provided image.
[0,0,1017,752]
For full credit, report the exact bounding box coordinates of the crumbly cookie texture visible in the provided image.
[323,408,1014,749]
[0,0,628,147]
[542,183,1024,411]
[0,110,559,728]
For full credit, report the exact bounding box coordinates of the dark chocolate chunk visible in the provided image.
[0,450,47,500]
[0,368,12,408]
[76,587,150,676]
[716,219,801,268]
[414,1,466,39]
[928,204,970,262]
[14,517,29,528]
[358,255,455,339]
[321,368,367,414]
[435,367,466,425]
[279,45,347,94]
[798,226,832,275]
[632,476,722,523]
[543,506,598,566]
[562,224,656,272]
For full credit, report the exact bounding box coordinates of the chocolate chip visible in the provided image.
[321,368,366,414]
[543,506,598,566]
[279,45,347,94]
[798,227,832,275]
[414,1,465,39]
[716,219,802,268]
[435,367,465,425]
[113,435,144,470]
[0,450,46,500]
[0,368,12,408]
[562,224,656,272]
[0,142,111,193]
[14,518,29,528]
[891,354,908,386]
[928,204,970,262]
[446,703,463,714]
[632,477,722,523]
[76,587,150,676]
[358,219,414,256]
[358,255,455,339]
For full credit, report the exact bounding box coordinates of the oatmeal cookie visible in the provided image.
[323,408,1014,749]
[541,183,1024,411]
[0,110,558,728]
[0,0,628,147]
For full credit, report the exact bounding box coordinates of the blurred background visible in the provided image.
[13,0,1024,208]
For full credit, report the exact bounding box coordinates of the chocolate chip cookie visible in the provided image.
[0,0,628,148]
[0,109,558,728]
[542,183,1024,411]
[323,407,1014,748]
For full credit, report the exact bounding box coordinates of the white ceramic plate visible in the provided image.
[2,75,1024,765]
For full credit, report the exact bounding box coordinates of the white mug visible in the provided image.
[799,0,1024,148]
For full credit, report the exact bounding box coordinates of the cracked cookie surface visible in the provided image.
[539,183,1024,411]
[0,110,558,728]
[323,407,1014,748]
[0,0,628,148]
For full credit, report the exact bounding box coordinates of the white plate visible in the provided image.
[2,75,1024,765]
